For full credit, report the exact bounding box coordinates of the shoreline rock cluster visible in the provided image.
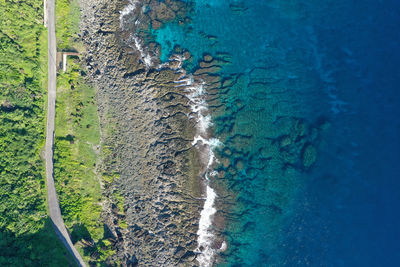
[79,0,205,266]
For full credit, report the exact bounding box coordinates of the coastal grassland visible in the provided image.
[54,59,121,265]
[54,61,106,257]
[56,0,81,50]
[54,0,125,264]
[0,0,75,265]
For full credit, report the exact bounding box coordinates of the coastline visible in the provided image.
[2,0,398,266]
[79,0,205,265]
[174,62,224,266]
[78,0,234,265]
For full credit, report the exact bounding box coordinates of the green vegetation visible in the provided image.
[54,61,109,264]
[55,61,102,237]
[0,0,75,265]
[56,0,81,50]
[53,0,126,265]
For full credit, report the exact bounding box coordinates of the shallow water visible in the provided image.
[152,0,400,266]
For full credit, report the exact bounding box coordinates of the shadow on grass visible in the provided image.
[70,223,112,266]
[0,218,76,266]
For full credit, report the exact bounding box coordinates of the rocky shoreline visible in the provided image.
[78,0,211,266]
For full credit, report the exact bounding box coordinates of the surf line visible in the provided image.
[119,0,226,260]
[173,55,223,267]
[119,0,153,68]
[119,0,223,258]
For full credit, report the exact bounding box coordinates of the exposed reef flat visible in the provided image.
[79,0,205,266]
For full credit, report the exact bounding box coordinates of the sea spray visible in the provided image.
[119,0,138,27]
[196,185,218,266]
[193,137,222,267]
[120,1,153,67]
[132,36,153,67]
[119,2,222,261]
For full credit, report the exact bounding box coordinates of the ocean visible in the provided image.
[148,0,400,266]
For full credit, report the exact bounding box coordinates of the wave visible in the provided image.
[174,59,222,266]
[118,4,222,262]
[119,0,138,28]
[120,1,153,68]
[132,35,153,67]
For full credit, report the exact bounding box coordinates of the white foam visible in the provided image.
[192,136,222,168]
[198,115,212,135]
[196,185,218,267]
[119,0,138,28]
[119,0,223,263]
[219,241,227,252]
[182,81,215,135]
[132,35,153,68]
[210,170,218,177]
[143,54,153,67]
[177,70,222,266]
[119,2,153,68]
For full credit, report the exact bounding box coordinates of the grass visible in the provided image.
[54,62,103,240]
[53,0,126,265]
[54,56,123,266]
[56,0,81,50]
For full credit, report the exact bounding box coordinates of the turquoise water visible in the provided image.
[153,0,400,266]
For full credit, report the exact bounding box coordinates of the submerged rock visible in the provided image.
[302,144,317,168]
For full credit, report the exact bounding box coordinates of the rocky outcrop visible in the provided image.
[79,0,203,266]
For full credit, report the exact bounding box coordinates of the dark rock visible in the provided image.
[79,0,203,265]
[126,254,138,266]
[302,144,317,168]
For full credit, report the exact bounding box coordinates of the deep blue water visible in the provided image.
[153,0,400,266]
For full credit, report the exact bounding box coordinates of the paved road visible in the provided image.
[45,0,86,266]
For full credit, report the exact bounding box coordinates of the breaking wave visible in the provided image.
[174,56,222,266]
